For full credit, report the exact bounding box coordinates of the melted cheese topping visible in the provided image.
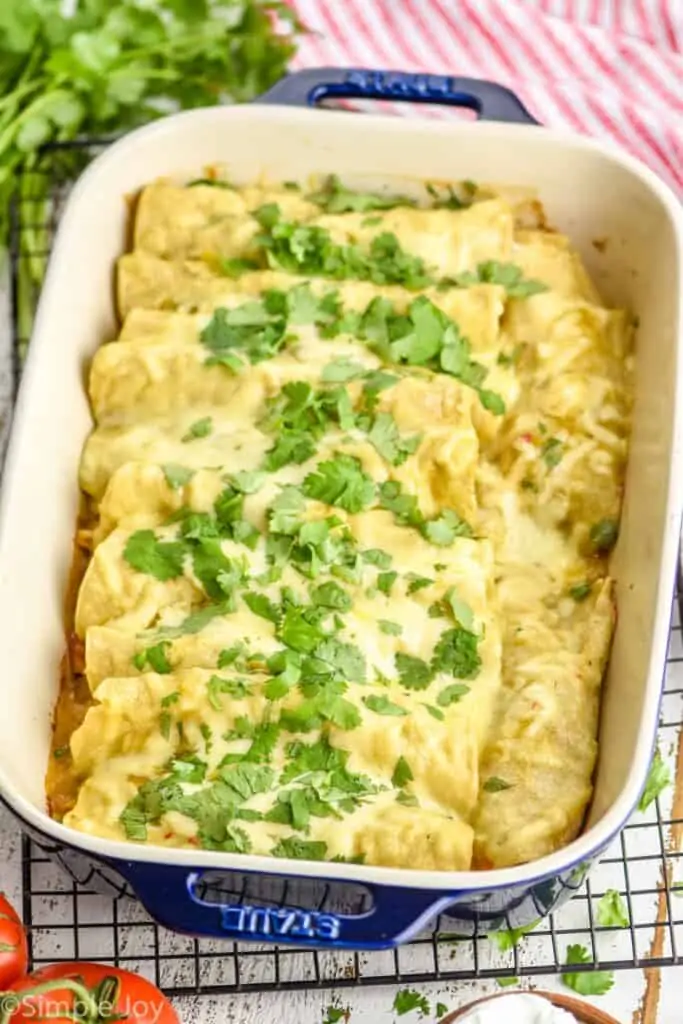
[52,177,633,872]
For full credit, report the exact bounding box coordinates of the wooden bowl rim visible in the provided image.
[440,989,623,1024]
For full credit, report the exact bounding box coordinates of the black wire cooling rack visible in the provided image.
[8,142,683,997]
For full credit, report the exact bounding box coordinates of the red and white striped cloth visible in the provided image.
[288,0,683,196]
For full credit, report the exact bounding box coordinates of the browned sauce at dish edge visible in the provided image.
[45,526,94,820]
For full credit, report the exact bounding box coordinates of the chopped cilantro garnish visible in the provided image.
[217,644,246,669]
[162,464,194,490]
[159,712,172,740]
[483,776,511,793]
[443,589,475,630]
[123,530,185,581]
[363,694,407,716]
[206,674,249,710]
[271,837,328,861]
[254,205,432,289]
[302,454,376,513]
[392,755,414,788]
[181,416,213,442]
[308,174,415,213]
[243,592,281,624]
[322,358,368,383]
[357,294,503,412]
[541,436,563,470]
[395,652,433,691]
[278,605,326,653]
[311,581,352,611]
[436,683,470,707]
[406,574,433,594]
[217,256,260,278]
[562,944,614,996]
[449,260,548,298]
[590,518,619,554]
[596,889,629,928]
[423,704,445,722]
[422,508,472,546]
[368,411,421,466]
[378,480,422,527]
[191,541,246,601]
[432,626,481,679]
[322,1006,347,1024]
[377,571,398,595]
[132,641,172,674]
[638,747,671,811]
[569,582,592,601]
[362,548,392,569]
[379,619,402,636]
[393,989,431,1016]
[230,470,266,494]
[489,920,539,952]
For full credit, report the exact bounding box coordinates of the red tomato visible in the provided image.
[4,963,179,1024]
[0,893,28,988]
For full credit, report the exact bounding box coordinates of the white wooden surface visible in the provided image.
[0,280,680,1023]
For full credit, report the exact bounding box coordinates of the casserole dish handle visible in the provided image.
[258,67,539,124]
[117,862,461,949]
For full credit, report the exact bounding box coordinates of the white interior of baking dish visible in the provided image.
[0,105,680,890]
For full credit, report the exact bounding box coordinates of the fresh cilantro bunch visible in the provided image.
[0,0,301,344]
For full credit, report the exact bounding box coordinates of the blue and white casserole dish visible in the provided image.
[0,69,681,950]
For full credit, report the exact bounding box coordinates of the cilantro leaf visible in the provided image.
[423,704,445,722]
[596,889,629,928]
[393,989,431,1016]
[217,257,260,278]
[483,776,511,793]
[406,574,433,594]
[309,175,415,213]
[322,1006,347,1024]
[562,944,614,996]
[541,436,563,470]
[181,417,213,443]
[132,641,172,675]
[395,653,433,691]
[422,509,472,546]
[206,675,249,710]
[303,455,376,513]
[362,548,392,569]
[363,694,407,716]
[454,261,548,298]
[230,470,266,494]
[638,747,671,811]
[379,619,402,636]
[162,464,194,490]
[569,582,592,601]
[489,920,539,952]
[377,570,398,595]
[432,626,481,679]
[271,837,328,861]
[436,683,470,707]
[392,756,414,788]
[368,412,421,466]
[590,518,619,554]
[311,581,352,611]
[322,358,368,383]
[378,480,423,528]
[243,592,281,624]
[123,530,185,581]
[191,540,245,600]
